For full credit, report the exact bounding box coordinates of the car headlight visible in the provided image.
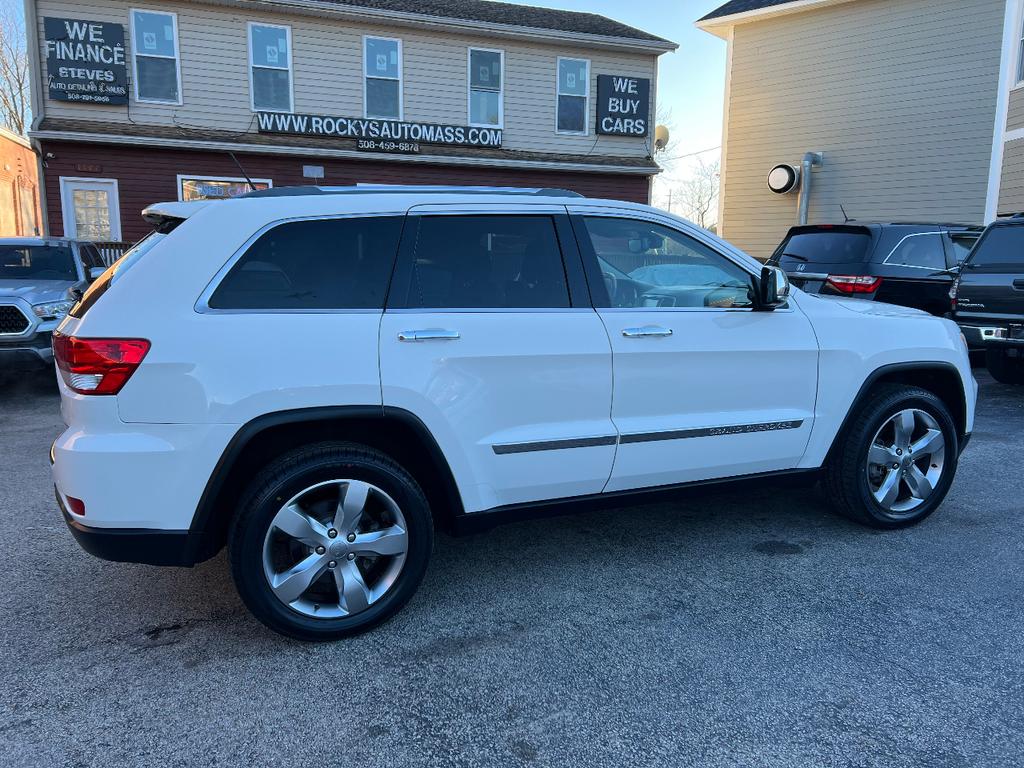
[32,301,74,320]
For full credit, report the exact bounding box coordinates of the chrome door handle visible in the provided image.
[621,325,673,338]
[397,329,461,342]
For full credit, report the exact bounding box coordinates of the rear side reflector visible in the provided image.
[66,495,86,516]
[826,275,883,294]
[52,334,150,395]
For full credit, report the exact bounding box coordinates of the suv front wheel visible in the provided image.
[824,384,959,528]
[229,442,433,640]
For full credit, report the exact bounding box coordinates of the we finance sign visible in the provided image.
[44,18,127,105]
[257,112,503,149]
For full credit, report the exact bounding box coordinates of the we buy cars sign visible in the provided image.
[596,75,650,137]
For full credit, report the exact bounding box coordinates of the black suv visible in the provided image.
[951,218,1024,385]
[769,223,982,316]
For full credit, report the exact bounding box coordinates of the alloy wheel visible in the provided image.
[261,479,409,619]
[865,408,946,516]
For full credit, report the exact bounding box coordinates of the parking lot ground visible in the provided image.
[1,369,1022,767]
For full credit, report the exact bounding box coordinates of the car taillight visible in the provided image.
[826,275,883,294]
[52,333,150,395]
[949,276,960,310]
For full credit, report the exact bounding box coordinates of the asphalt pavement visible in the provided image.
[1,368,1022,767]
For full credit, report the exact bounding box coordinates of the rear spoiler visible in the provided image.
[141,200,210,232]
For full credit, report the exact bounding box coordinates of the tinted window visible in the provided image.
[883,234,946,270]
[209,217,403,309]
[408,216,568,309]
[949,234,979,265]
[79,244,103,269]
[775,230,872,265]
[0,245,77,280]
[583,217,754,309]
[966,225,1024,271]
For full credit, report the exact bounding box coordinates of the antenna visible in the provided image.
[228,151,256,192]
[839,203,852,223]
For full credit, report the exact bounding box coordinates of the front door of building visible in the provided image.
[59,178,121,241]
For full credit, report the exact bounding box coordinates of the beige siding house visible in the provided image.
[24,0,675,241]
[698,0,1024,260]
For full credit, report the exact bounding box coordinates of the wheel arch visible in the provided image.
[186,406,465,564]
[825,361,968,463]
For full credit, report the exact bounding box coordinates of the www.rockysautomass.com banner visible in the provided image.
[256,111,503,149]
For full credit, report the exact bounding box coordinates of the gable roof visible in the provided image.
[698,0,799,22]
[305,0,675,46]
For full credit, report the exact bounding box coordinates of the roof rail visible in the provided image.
[238,185,584,199]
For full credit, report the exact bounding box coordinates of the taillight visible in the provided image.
[949,276,960,310]
[52,333,150,395]
[826,275,883,294]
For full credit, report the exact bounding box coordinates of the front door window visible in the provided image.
[60,179,121,241]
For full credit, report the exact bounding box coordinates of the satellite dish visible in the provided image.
[654,125,670,151]
[767,163,800,194]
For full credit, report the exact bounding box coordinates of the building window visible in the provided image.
[249,23,293,112]
[556,57,589,134]
[130,9,181,104]
[468,48,503,127]
[178,175,272,201]
[364,36,401,119]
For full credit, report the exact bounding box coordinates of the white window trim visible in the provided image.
[247,22,294,113]
[554,56,590,136]
[58,177,122,241]
[129,8,183,106]
[176,174,273,201]
[467,47,504,129]
[363,35,403,120]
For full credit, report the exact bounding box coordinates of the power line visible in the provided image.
[662,144,721,161]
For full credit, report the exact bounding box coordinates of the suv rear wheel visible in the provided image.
[228,442,432,640]
[986,347,1024,385]
[824,384,958,528]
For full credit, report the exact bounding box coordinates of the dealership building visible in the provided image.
[24,0,675,244]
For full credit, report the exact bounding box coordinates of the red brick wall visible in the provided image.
[40,141,652,242]
[0,132,42,237]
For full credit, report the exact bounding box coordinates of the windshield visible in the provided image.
[0,245,77,281]
[966,226,1024,271]
[69,232,166,319]
[774,231,872,265]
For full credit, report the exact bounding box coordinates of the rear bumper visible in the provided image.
[57,488,198,566]
[957,322,1024,349]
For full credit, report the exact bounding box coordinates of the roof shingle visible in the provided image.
[313,0,673,44]
[699,0,801,23]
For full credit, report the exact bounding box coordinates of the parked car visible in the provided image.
[951,217,1024,385]
[768,223,983,316]
[51,186,977,640]
[0,237,108,371]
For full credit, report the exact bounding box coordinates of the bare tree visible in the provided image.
[0,0,30,134]
[677,157,720,230]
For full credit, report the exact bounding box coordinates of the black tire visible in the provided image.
[823,384,959,529]
[986,347,1024,385]
[228,441,433,641]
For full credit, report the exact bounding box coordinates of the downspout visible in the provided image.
[23,0,49,235]
[797,151,823,226]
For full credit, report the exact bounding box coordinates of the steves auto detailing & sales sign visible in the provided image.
[596,75,650,137]
[257,112,502,151]
[44,18,127,105]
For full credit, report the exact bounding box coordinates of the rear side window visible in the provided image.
[949,234,979,265]
[775,230,872,265]
[965,226,1024,272]
[209,216,403,309]
[882,234,946,270]
[406,215,569,309]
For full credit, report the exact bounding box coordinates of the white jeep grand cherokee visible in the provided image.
[51,186,977,640]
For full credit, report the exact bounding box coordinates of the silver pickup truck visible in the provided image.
[0,238,107,371]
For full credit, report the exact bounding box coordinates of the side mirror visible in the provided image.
[758,265,791,310]
[88,266,105,280]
